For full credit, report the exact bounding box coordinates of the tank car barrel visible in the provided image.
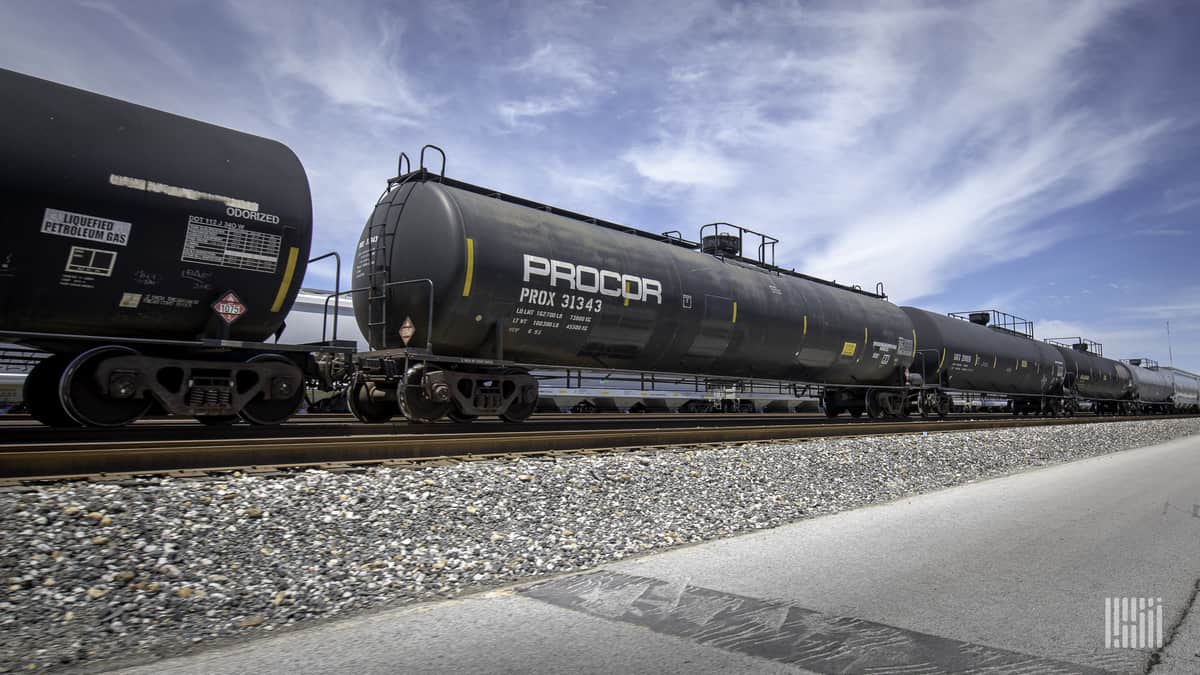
[0,68,318,427]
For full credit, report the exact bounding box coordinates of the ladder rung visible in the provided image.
[368,321,387,326]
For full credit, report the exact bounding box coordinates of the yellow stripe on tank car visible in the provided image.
[732,301,737,323]
[461,238,475,297]
[624,281,630,307]
[803,315,808,337]
[270,246,300,312]
[937,347,946,371]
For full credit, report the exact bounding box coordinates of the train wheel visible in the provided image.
[447,408,478,423]
[347,374,396,423]
[24,354,79,427]
[500,381,538,423]
[60,346,151,427]
[919,392,940,418]
[500,402,535,423]
[936,395,950,418]
[865,392,884,419]
[399,364,451,423]
[239,354,305,426]
[820,396,842,417]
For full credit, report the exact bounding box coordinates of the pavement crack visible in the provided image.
[1147,577,1200,672]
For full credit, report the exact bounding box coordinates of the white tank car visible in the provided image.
[276,288,366,350]
[1163,367,1200,412]
[0,345,46,413]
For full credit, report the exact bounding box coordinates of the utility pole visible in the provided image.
[1167,320,1174,368]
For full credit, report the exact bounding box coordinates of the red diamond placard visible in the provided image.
[399,316,415,345]
[212,291,247,325]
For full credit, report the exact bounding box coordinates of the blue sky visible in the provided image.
[2,0,1197,372]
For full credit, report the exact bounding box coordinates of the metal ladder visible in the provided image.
[363,221,392,349]
[364,146,447,350]
[365,155,415,349]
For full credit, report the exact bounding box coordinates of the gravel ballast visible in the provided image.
[2,418,1198,672]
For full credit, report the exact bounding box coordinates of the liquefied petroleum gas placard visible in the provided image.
[41,208,131,246]
[181,215,280,273]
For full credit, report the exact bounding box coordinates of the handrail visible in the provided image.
[1044,336,1103,357]
[699,221,780,268]
[308,251,341,342]
[420,144,446,179]
[321,288,361,344]
[322,278,436,351]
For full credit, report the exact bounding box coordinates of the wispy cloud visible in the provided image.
[1037,315,1197,366]
[1123,299,1200,321]
[622,141,741,189]
[1130,227,1190,237]
[620,1,1173,302]
[496,43,610,126]
[497,94,585,126]
[1162,182,1200,216]
[225,1,426,123]
[509,43,606,92]
[1037,283,1200,367]
[77,1,195,78]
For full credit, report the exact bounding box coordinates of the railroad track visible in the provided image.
[0,411,993,445]
[1,414,1191,485]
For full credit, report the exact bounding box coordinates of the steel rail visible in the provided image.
[0,413,986,445]
[1,414,1192,485]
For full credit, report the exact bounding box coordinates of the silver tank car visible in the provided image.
[1166,368,1200,412]
[1124,359,1175,413]
[901,307,1065,416]
[349,152,915,423]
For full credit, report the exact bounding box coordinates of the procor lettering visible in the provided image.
[523,254,662,304]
